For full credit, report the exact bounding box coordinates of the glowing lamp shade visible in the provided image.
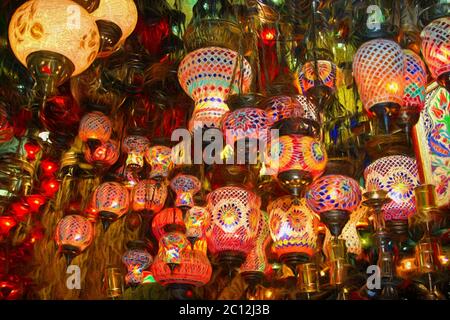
[205,186,260,268]
[131,179,167,214]
[122,135,150,171]
[55,214,94,264]
[170,174,201,210]
[122,247,153,286]
[178,47,252,132]
[84,139,119,167]
[92,182,129,229]
[91,0,138,56]
[159,232,189,267]
[144,145,174,180]
[421,17,450,89]
[268,196,319,266]
[8,0,100,96]
[353,39,405,125]
[364,155,420,221]
[78,112,112,144]
[184,206,210,244]
[0,106,14,144]
[151,208,185,242]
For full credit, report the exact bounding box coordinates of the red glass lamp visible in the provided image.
[170,174,201,211]
[92,182,129,230]
[131,179,167,215]
[151,208,185,242]
[78,112,112,153]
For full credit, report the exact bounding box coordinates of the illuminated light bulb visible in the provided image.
[0,216,17,236]
[40,159,58,176]
[92,182,129,230]
[25,194,46,212]
[40,177,60,198]
[8,0,100,97]
[24,141,41,161]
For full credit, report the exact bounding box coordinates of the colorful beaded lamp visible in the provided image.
[144,145,174,181]
[122,135,150,171]
[92,182,129,230]
[177,47,252,132]
[306,175,362,237]
[122,244,153,287]
[268,196,319,270]
[55,214,94,265]
[151,208,185,242]
[184,206,210,246]
[353,39,405,133]
[205,186,260,269]
[131,179,168,215]
[159,232,189,270]
[170,174,201,211]
[364,155,420,221]
[266,134,327,196]
[78,111,112,152]
[84,139,119,167]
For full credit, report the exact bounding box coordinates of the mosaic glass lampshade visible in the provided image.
[184,206,210,246]
[177,47,252,132]
[364,155,420,221]
[306,175,362,237]
[55,214,94,264]
[421,17,450,90]
[170,174,201,211]
[92,182,129,230]
[122,245,153,286]
[266,134,327,196]
[205,186,260,269]
[8,0,100,97]
[122,135,150,171]
[84,139,119,167]
[353,39,405,133]
[151,208,185,242]
[144,145,174,181]
[78,112,112,152]
[268,196,319,269]
[131,179,167,215]
[91,0,138,57]
[159,232,190,270]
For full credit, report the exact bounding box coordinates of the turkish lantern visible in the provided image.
[84,139,119,167]
[122,242,153,287]
[55,214,94,264]
[184,206,209,246]
[92,182,129,230]
[266,134,327,196]
[170,174,201,211]
[145,145,174,181]
[205,186,260,269]
[364,155,420,222]
[8,0,100,97]
[122,135,150,171]
[91,0,138,57]
[421,17,450,91]
[178,47,252,132]
[151,208,185,242]
[268,196,319,269]
[78,112,112,153]
[353,39,405,133]
[159,232,189,271]
[131,179,167,215]
[306,175,362,237]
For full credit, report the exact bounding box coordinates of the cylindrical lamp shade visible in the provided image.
[403,50,427,111]
[268,196,319,261]
[78,112,112,143]
[421,17,450,88]
[144,146,174,180]
[55,214,94,258]
[353,39,405,113]
[222,108,270,146]
[131,179,167,214]
[122,135,150,171]
[184,206,210,243]
[122,247,153,286]
[178,47,252,132]
[84,139,119,166]
[205,186,260,263]
[8,0,100,76]
[151,208,185,242]
[364,155,420,221]
[92,182,129,227]
[170,174,201,210]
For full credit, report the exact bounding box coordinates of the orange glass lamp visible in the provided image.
[266,135,327,196]
[178,47,252,132]
[421,17,450,91]
[184,206,209,246]
[78,111,113,153]
[55,214,94,265]
[84,139,119,168]
[205,186,260,270]
[151,208,185,242]
[131,179,167,216]
[353,39,405,133]
[8,0,100,98]
[306,175,362,237]
[91,0,138,57]
[92,182,129,230]
[170,174,201,211]
[268,196,319,271]
[122,135,150,171]
[144,145,174,181]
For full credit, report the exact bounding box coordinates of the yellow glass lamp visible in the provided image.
[8,0,100,97]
